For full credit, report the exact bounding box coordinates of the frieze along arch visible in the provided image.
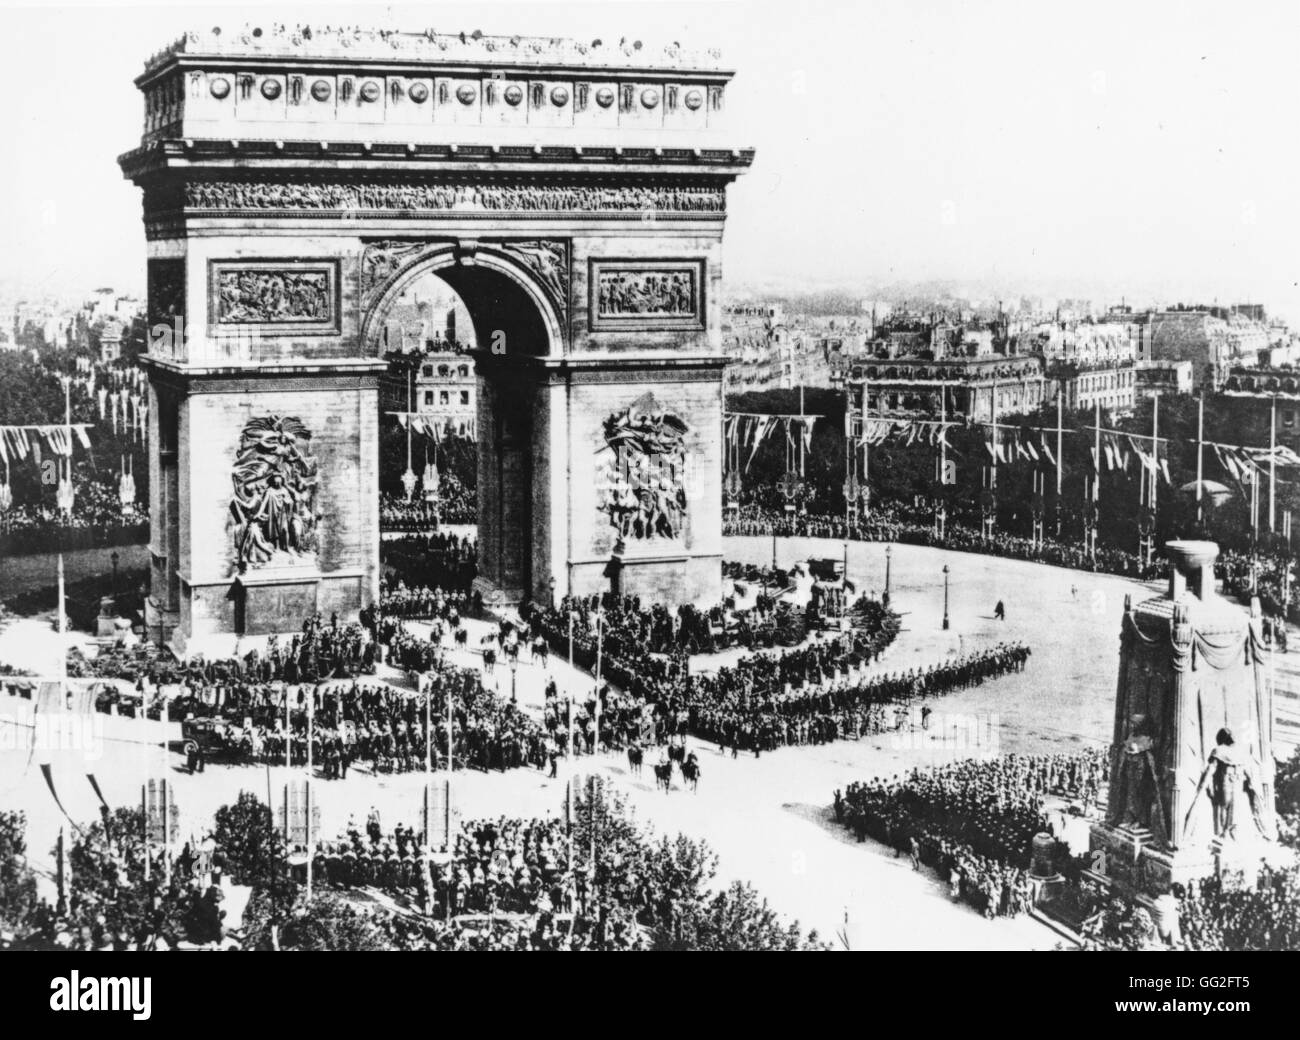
[121,28,752,651]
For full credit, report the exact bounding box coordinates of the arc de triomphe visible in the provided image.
[119,28,752,652]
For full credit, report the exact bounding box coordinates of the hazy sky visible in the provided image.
[2,0,1297,317]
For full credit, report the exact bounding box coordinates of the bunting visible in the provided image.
[0,424,94,465]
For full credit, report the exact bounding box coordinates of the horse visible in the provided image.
[453,627,468,648]
[653,760,673,792]
[668,742,686,766]
[531,637,549,666]
[627,744,644,775]
[482,648,496,674]
[681,757,700,792]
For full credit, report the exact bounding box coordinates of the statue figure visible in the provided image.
[229,416,319,570]
[1110,713,1165,838]
[598,396,688,542]
[1184,728,1274,843]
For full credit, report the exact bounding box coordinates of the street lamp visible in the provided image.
[883,545,892,609]
[942,565,950,631]
[509,656,518,704]
[548,575,556,610]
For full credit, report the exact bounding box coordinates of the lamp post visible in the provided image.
[841,540,850,632]
[548,575,556,610]
[111,550,120,599]
[942,565,950,631]
[509,656,518,705]
[401,363,418,502]
[883,545,892,609]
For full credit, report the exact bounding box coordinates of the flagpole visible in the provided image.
[844,403,852,532]
[594,610,603,757]
[1055,394,1063,536]
[1092,398,1101,561]
[939,383,947,539]
[304,683,315,901]
[863,376,870,519]
[1270,395,1277,536]
[1152,392,1159,521]
[799,385,806,480]
[1196,394,1205,527]
[567,611,575,763]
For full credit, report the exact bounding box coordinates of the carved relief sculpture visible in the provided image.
[229,416,320,572]
[589,259,704,330]
[360,240,432,310]
[497,240,569,315]
[597,268,695,317]
[216,268,332,323]
[598,393,688,544]
[184,179,725,214]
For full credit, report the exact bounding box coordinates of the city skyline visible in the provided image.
[1,0,1297,321]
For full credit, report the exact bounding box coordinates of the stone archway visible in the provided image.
[362,241,568,603]
[121,28,753,650]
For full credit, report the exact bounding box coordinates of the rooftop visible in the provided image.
[143,25,729,78]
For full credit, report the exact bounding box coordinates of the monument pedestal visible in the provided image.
[236,567,323,636]
[1086,540,1280,924]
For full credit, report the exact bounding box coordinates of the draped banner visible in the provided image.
[394,412,475,443]
[0,424,92,465]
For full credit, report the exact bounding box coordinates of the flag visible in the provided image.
[1041,439,1056,468]
[802,416,817,456]
[86,773,110,811]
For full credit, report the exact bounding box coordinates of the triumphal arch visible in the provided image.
[120,27,752,651]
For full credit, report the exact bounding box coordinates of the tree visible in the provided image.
[241,890,388,951]
[1275,745,1300,851]
[571,785,824,951]
[213,792,294,895]
[681,881,823,951]
[0,811,40,934]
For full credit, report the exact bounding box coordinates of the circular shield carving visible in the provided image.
[209,76,231,100]
[359,80,381,103]
[504,84,523,106]
[260,78,282,100]
[408,82,429,103]
[310,79,331,102]
[684,89,704,111]
[641,88,661,109]
[595,87,615,108]
[456,84,477,105]
[550,86,570,106]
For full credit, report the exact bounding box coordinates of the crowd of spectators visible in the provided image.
[379,477,476,530]
[381,532,477,594]
[834,749,1108,919]
[1175,864,1300,951]
[724,504,1163,581]
[0,475,147,554]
